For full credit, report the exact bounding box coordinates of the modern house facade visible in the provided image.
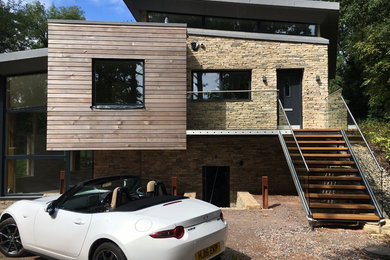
[0,0,386,225]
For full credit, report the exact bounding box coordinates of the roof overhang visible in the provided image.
[124,0,339,78]
[0,48,48,76]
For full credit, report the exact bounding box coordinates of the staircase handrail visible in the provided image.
[340,96,384,173]
[278,132,313,222]
[340,129,385,222]
[277,99,309,172]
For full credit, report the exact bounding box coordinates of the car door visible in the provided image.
[34,207,92,258]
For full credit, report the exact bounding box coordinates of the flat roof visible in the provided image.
[48,19,187,28]
[0,48,47,76]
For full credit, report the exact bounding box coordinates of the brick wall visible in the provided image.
[187,35,329,129]
[94,136,295,204]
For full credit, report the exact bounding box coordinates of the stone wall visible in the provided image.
[94,136,295,204]
[187,34,329,129]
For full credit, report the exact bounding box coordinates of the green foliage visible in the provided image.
[0,0,85,52]
[335,0,390,119]
[360,120,390,161]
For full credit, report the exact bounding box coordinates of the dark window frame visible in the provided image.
[147,11,317,37]
[191,70,252,101]
[1,71,68,197]
[92,58,145,110]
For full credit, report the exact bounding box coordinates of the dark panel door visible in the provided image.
[202,166,230,207]
[277,69,303,127]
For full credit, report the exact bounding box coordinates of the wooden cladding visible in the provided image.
[47,21,187,150]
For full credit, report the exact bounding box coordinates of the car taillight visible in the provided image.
[149,226,185,239]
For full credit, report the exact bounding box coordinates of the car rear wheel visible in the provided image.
[93,242,126,260]
[0,218,26,257]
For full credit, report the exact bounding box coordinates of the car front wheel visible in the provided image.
[93,242,126,260]
[0,218,26,257]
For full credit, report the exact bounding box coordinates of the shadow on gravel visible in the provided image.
[268,203,281,209]
[223,247,251,260]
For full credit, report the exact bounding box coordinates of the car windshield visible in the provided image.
[59,176,142,213]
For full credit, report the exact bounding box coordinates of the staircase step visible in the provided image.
[309,203,375,210]
[292,153,351,158]
[295,134,343,138]
[303,184,366,190]
[297,168,358,173]
[312,213,380,221]
[294,129,340,132]
[289,147,349,151]
[287,140,345,144]
[309,193,370,199]
[299,176,362,181]
[305,160,355,165]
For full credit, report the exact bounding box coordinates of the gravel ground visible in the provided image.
[1,195,389,259]
[222,195,389,260]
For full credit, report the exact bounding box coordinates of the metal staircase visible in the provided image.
[284,129,385,225]
[277,98,386,228]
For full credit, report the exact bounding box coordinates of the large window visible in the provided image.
[192,71,251,100]
[205,17,257,33]
[92,59,144,109]
[147,12,316,37]
[5,73,66,195]
[147,12,202,28]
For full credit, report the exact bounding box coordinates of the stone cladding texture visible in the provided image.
[187,35,329,129]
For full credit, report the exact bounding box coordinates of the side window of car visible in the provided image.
[60,186,109,213]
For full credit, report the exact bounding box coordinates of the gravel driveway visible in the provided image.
[223,195,389,260]
[1,195,389,259]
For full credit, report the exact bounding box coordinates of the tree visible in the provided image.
[0,0,85,52]
[334,0,390,119]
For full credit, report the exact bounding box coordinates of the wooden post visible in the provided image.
[262,176,268,209]
[171,176,177,196]
[60,170,65,194]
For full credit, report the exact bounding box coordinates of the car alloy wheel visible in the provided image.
[93,242,126,260]
[95,250,119,260]
[0,218,25,257]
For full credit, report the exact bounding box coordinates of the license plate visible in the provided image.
[195,242,221,260]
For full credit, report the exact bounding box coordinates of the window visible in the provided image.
[147,11,317,37]
[205,17,257,33]
[259,21,316,36]
[4,73,66,195]
[192,71,251,100]
[93,59,144,109]
[147,12,202,28]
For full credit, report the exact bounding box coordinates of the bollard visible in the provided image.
[262,176,268,209]
[171,176,177,196]
[60,170,65,194]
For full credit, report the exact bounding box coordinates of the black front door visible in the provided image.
[202,166,230,207]
[277,69,303,127]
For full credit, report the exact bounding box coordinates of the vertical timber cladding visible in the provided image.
[47,21,187,150]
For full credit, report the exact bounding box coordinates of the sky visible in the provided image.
[9,0,136,22]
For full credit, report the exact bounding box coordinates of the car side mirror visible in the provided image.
[44,202,56,216]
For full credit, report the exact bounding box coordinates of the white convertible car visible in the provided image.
[0,175,227,260]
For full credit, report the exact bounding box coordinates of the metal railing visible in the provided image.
[327,92,387,217]
[277,99,309,172]
[341,129,385,223]
[340,96,383,172]
[277,99,313,224]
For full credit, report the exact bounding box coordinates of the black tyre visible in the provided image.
[0,218,26,257]
[93,242,126,260]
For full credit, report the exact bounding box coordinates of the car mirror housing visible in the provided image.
[44,202,56,216]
